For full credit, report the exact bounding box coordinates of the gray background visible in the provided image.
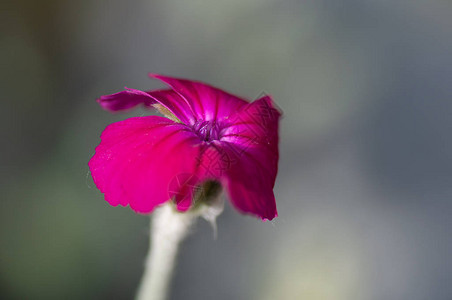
[1,0,451,299]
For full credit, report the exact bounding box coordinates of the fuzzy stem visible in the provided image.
[136,204,196,300]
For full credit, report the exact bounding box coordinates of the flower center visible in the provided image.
[192,120,221,142]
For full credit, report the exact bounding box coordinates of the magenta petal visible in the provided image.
[98,87,194,124]
[88,116,202,213]
[146,89,193,124]
[149,73,249,122]
[172,173,200,211]
[97,88,156,111]
[221,144,278,220]
[218,95,281,220]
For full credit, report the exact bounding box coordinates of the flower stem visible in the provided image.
[136,204,196,300]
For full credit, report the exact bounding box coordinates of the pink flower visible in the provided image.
[89,74,281,220]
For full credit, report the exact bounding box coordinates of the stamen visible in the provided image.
[192,120,221,142]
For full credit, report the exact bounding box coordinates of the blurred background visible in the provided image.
[1,0,452,299]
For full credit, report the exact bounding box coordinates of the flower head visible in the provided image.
[89,74,281,220]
